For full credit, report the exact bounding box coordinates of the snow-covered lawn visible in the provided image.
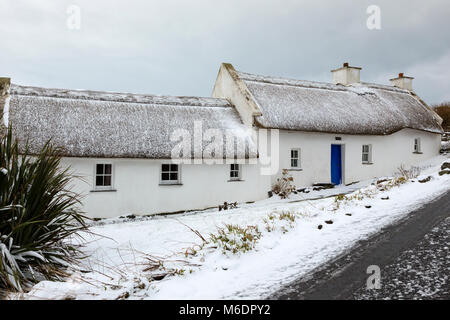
[14,155,450,300]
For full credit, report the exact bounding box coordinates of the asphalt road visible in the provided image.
[269,190,450,300]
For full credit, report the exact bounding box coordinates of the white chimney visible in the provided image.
[331,62,361,85]
[389,73,414,91]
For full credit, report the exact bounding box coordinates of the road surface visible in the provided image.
[269,190,450,300]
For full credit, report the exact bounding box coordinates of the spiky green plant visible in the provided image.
[0,126,88,293]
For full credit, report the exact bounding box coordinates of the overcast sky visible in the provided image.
[1,0,449,104]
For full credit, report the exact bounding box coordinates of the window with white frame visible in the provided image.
[95,163,113,189]
[290,149,301,168]
[160,164,180,184]
[414,138,421,153]
[362,145,372,163]
[229,164,241,181]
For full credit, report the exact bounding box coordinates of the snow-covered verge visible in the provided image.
[9,155,450,300]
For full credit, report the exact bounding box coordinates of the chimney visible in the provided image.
[389,73,414,91]
[0,77,11,128]
[331,62,362,85]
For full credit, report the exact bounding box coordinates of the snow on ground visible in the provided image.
[13,155,450,300]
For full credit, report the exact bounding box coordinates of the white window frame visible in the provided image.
[94,163,114,190]
[229,164,242,181]
[290,148,301,169]
[414,138,421,153]
[362,144,372,164]
[160,163,181,185]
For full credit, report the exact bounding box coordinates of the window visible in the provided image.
[95,164,113,189]
[229,164,241,181]
[160,164,180,184]
[414,138,421,153]
[362,145,372,163]
[291,149,301,168]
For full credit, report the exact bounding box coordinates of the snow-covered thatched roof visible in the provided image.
[237,71,443,135]
[8,85,256,159]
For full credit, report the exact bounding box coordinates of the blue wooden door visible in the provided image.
[331,145,342,185]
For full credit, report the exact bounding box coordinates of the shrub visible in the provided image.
[263,211,296,233]
[433,103,450,131]
[209,224,261,254]
[271,169,296,199]
[0,127,87,293]
[396,164,421,180]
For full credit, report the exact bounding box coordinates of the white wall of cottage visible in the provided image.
[61,158,271,219]
[272,128,441,187]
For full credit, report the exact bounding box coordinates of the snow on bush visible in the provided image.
[209,224,262,255]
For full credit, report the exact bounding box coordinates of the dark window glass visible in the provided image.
[161,164,180,182]
[104,175,111,186]
[96,175,103,186]
[291,159,298,167]
[95,164,113,188]
[230,164,240,179]
[161,173,170,180]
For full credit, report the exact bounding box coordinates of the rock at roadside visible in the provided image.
[418,176,432,183]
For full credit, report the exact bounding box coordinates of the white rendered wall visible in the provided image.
[272,128,441,187]
[61,129,440,218]
[61,158,271,219]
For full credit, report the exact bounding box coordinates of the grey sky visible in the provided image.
[1,0,449,104]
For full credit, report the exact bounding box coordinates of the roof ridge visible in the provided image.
[10,84,231,108]
[237,71,410,95]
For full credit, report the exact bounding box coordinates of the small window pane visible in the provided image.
[96,175,103,186]
[104,164,112,175]
[104,175,111,186]
[170,173,178,180]
[162,164,170,172]
[170,164,178,171]
[96,164,104,175]
[161,173,170,180]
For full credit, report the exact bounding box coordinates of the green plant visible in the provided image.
[209,224,261,254]
[263,211,297,233]
[0,126,88,292]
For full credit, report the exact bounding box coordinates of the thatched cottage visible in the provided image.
[0,63,444,218]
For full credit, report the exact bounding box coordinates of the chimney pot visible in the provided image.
[399,73,404,78]
[343,62,349,67]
